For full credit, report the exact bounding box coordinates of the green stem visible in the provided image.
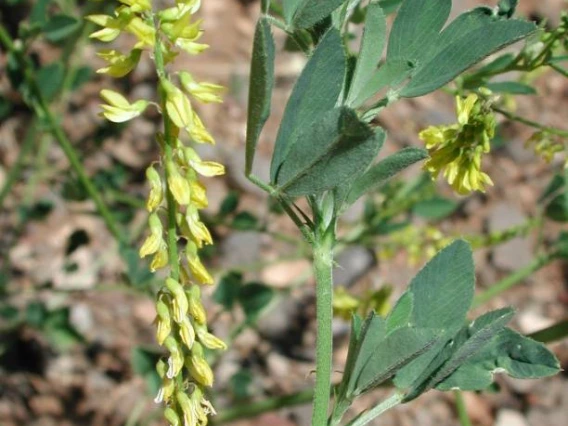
[0,24,124,243]
[473,252,557,308]
[311,233,335,426]
[346,392,403,426]
[492,106,568,138]
[0,120,37,209]
[549,62,568,78]
[454,391,473,426]
[214,388,315,424]
[153,23,180,281]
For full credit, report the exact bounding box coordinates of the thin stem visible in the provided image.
[473,252,557,308]
[492,106,568,138]
[0,119,37,209]
[549,62,568,78]
[311,234,335,426]
[213,388,315,424]
[0,24,124,243]
[153,23,180,281]
[454,391,473,426]
[346,392,403,426]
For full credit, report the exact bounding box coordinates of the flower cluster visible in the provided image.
[378,225,452,265]
[88,1,225,424]
[525,131,566,166]
[420,93,496,195]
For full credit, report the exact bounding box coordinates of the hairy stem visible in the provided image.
[311,233,335,426]
[454,391,473,426]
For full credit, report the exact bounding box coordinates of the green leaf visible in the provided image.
[378,0,403,14]
[219,191,240,217]
[386,292,413,331]
[436,328,560,391]
[293,0,345,29]
[231,211,259,230]
[70,66,93,91]
[131,346,162,395]
[283,0,304,24]
[407,240,475,329]
[230,369,254,400]
[413,197,459,220]
[44,14,81,43]
[545,194,568,222]
[401,10,536,97]
[346,1,387,107]
[353,326,442,395]
[213,272,243,310]
[120,244,153,287]
[344,147,428,206]
[387,0,451,62]
[26,302,48,327]
[485,81,537,95]
[43,308,83,349]
[275,108,382,197]
[246,18,275,176]
[270,28,346,181]
[36,61,65,102]
[238,282,274,323]
[351,58,414,107]
[30,0,51,26]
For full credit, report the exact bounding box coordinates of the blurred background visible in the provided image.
[0,0,567,425]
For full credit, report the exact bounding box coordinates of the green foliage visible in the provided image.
[412,197,459,220]
[131,346,162,395]
[36,61,65,102]
[270,28,346,181]
[246,18,275,175]
[44,14,81,43]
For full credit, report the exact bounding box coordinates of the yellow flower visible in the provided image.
[189,180,208,209]
[166,160,191,205]
[421,93,496,195]
[186,286,206,324]
[100,89,148,123]
[186,343,214,387]
[189,111,215,144]
[96,49,141,78]
[118,0,151,13]
[146,165,163,211]
[183,147,225,176]
[165,277,189,323]
[163,407,181,426]
[150,243,169,271]
[162,79,193,129]
[179,316,196,349]
[139,213,163,257]
[185,207,213,247]
[87,14,124,42]
[176,391,198,426]
[164,336,184,378]
[196,325,227,350]
[155,296,172,345]
[125,16,155,48]
[179,71,224,104]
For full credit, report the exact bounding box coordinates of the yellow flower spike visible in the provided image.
[189,111,215,144]
[195,325,227,350]
[155,296,172,345]
[150,242,169,271]
[165,277,190,323]
[100,89,148,123]
[146,165,163,211]
[166,160,191,205]
[164,407,181,426]
[179,316,196,349]
[96,49,142,78]
[186,286,206,324]
[164,336,184,379]
[186,342,214,387]
[162,79,193,129]
[179,72,224,104]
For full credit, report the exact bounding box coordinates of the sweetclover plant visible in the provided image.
[244,1,561,425]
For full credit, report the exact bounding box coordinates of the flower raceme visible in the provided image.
[420,93,497,195]
[89,1,225,424]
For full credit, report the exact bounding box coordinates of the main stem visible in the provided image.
[311,233,335,426]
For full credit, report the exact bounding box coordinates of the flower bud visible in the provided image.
[186,285,206,324]
[150,243,169,272]
[155,297,172,345]
[162,79,193,129]
[176,391,197,426]
[165,277,189,323]
[100,89,148,123]
[186,343,214,387]
[189,180,208,209]
[166,161,191,205]
[164,336,184,379]
[179,316,195,349]
[179,71,223,104]
[196,325,226,350]
[97,49,142,78]
[139,233,162,258]
[164,407,181,426]
[146,165,163,211]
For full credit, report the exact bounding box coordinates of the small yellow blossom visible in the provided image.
[96,49,141,78]
[150,242,169,271]
[183,147,225,176]
[189,111,215,144]
[165,277,190,323]
[186,343,214,387]
[166,161,191,205]
[164,407,181,426]
[179,71,224,104]
[421,93,496,195]
[100,89,148,123]
[162,79,193,129]
[179,316,196,349]
[186,286,206,324]
[146,165,163,211]
[164,336,184,379]
[196,325,227,350]
[155,296,172,345]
